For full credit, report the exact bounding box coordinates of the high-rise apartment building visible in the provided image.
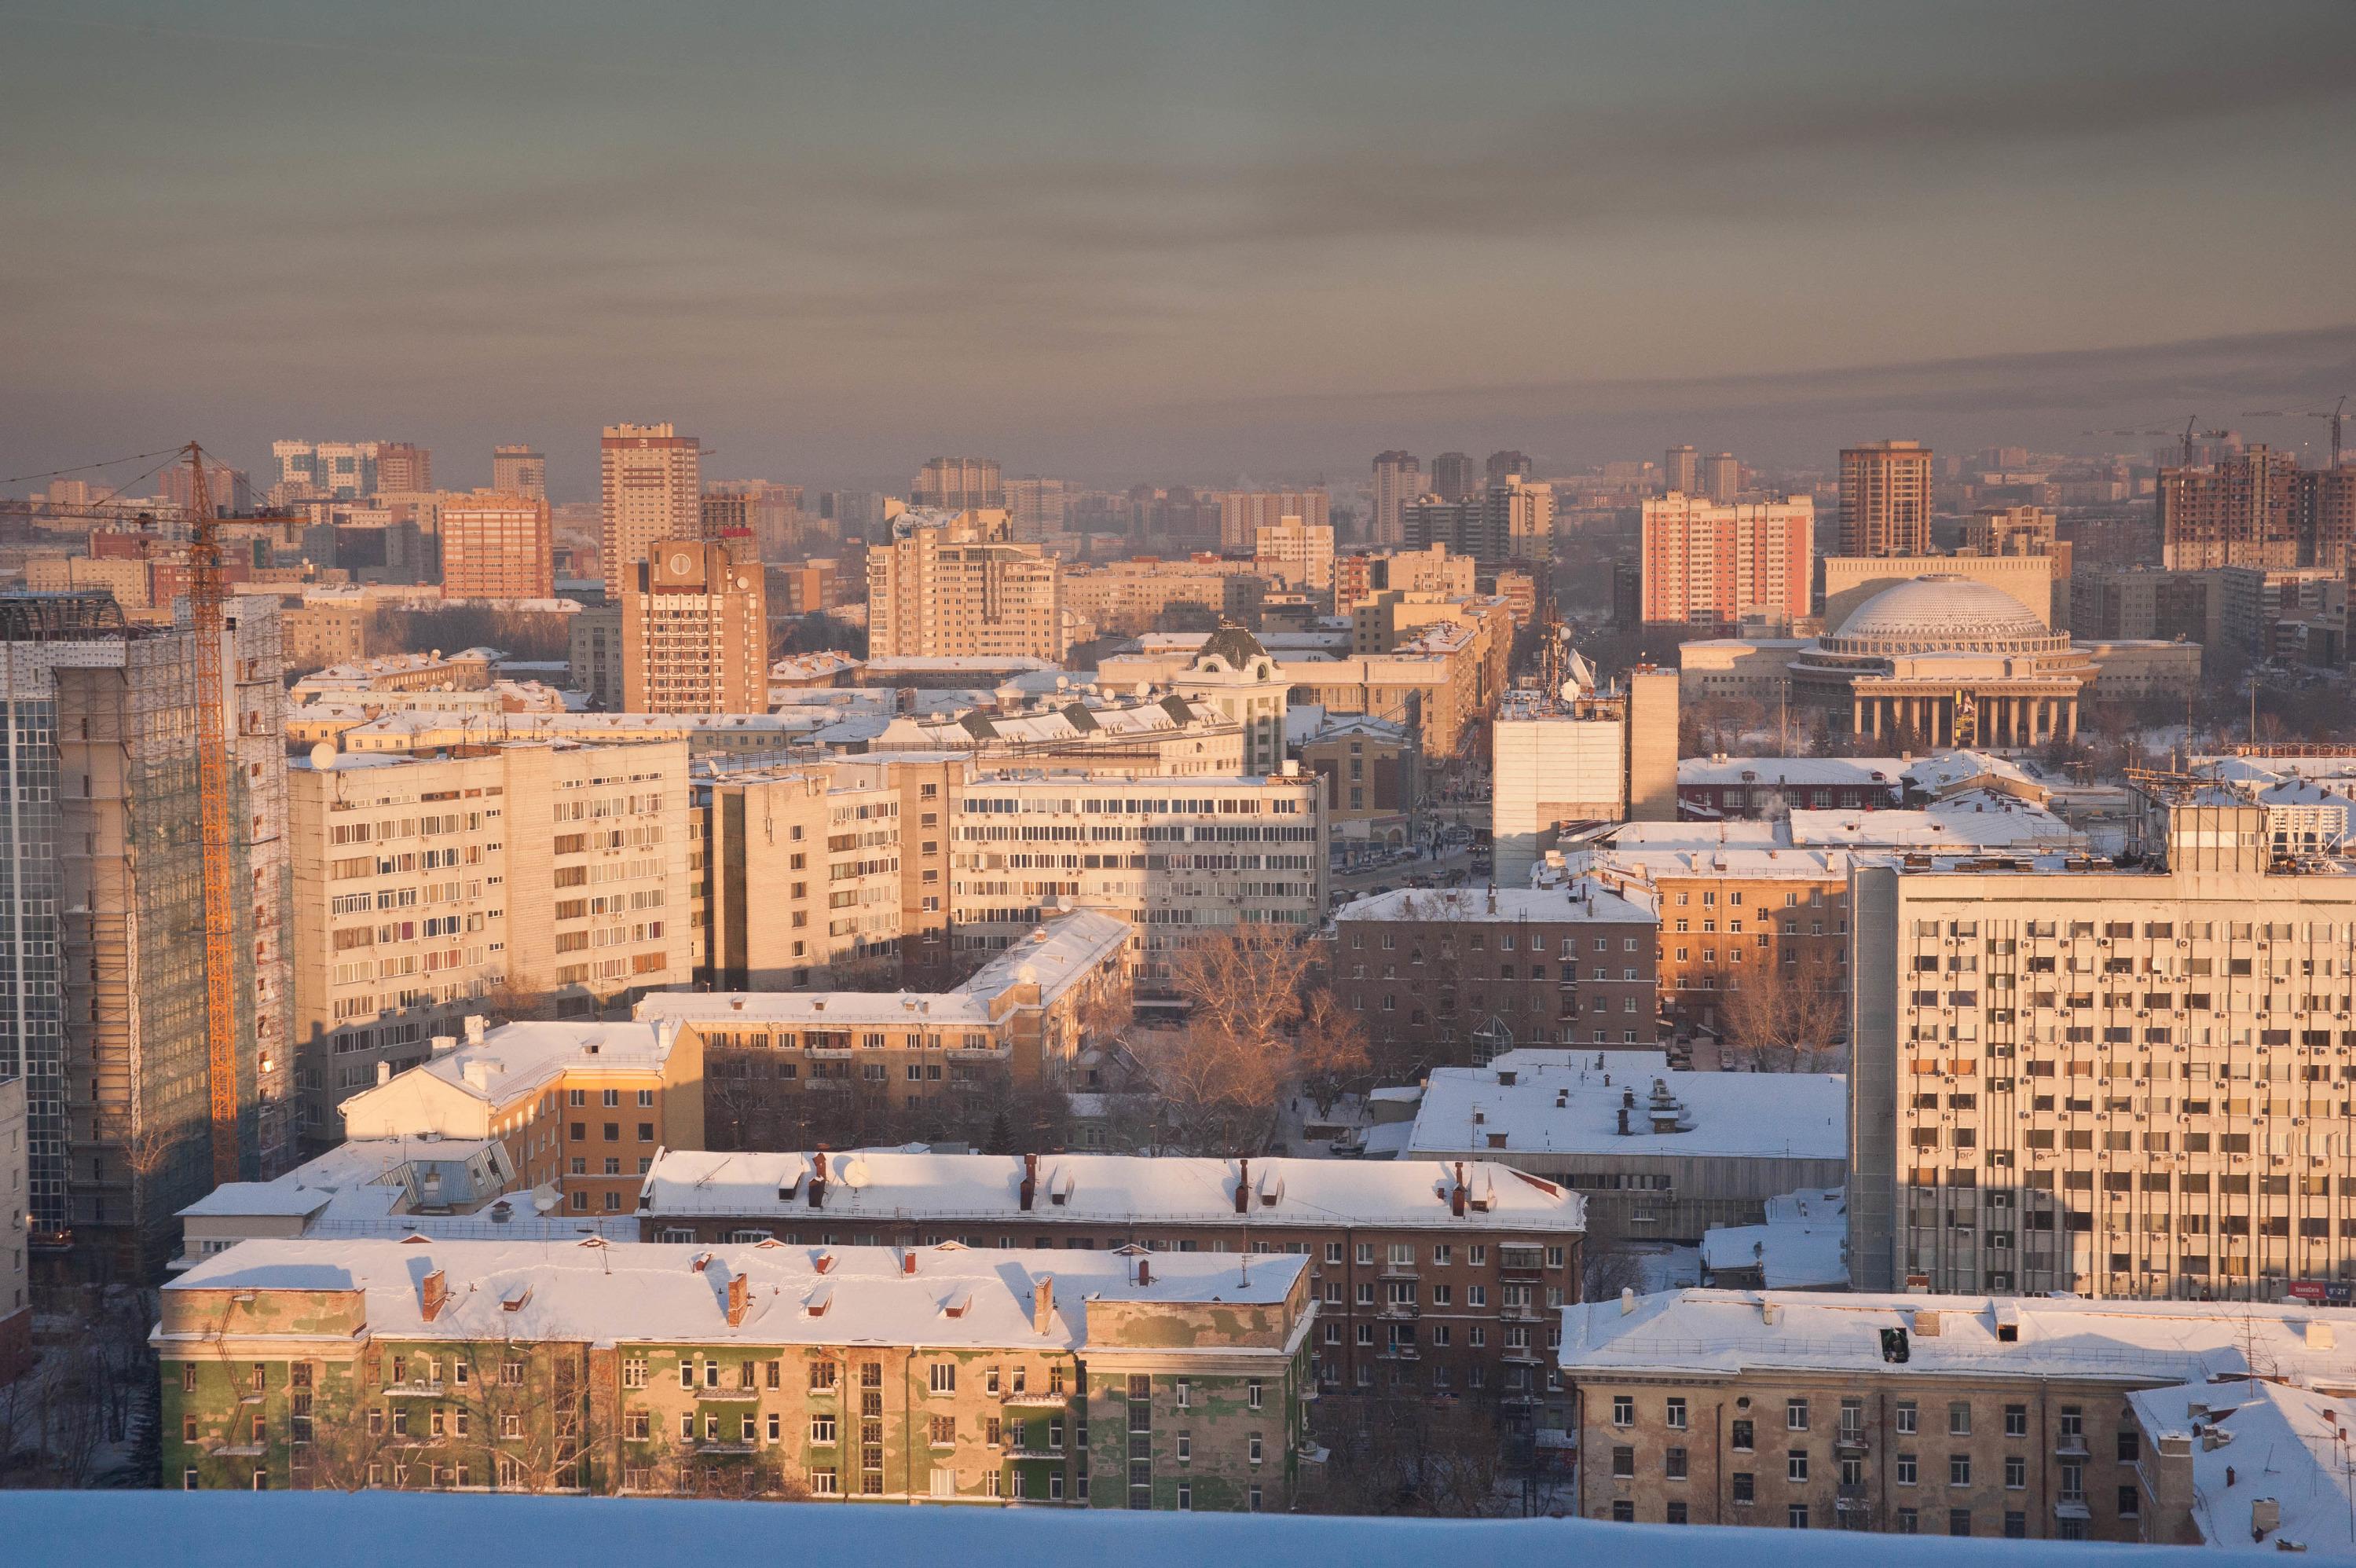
[621,540,768,714]
[271,440,380,501]
[599,423,702,600]
[699,763,911,991]
[2160,445,2302,570]
[162,459,250,515]
[288,740,693,1142]
[1639,494,1814,629]
[911,456,1005,511]
[1402,477,1552,566]
[1002,475,1068,538]
[439,491,553,600]
[491,445,548,500]
[1371,451,1420,547]
[1702,452,1740,505]
[375,442,432,494]
[1487,450,1534,488]
[1663,445,1700,496]
[1430,452,1477,503]
[1851,793,2356,1301]
[1494,475,1555,564]
[866,509,1064,663]
[0,594,291,1273]
[1839,440,1935,557]
[1217,489,1329,553]
[1251,513,1334,591]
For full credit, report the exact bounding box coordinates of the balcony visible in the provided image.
[695,1386,763,1402]
[1378,1301,1421,1320]
[1001,1390,1071,1408]
[1009,1444,1066,1461]
[1834,1429,1869,1455]
[2054,1435,2089,1459]
[380,1382,445,1398]
[1498,1305,1542,1323]
[693,1439,759,1456]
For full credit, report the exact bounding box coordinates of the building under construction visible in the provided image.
[0,592,291,1277]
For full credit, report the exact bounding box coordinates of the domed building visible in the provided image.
[1790,574,2092,746]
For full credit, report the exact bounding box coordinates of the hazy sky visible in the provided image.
[5,0,2354,496]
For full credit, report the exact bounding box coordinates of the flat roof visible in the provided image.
[1334,881,1654,926]
[638,1150,1585,1233]
[1405,1052,1846,1163]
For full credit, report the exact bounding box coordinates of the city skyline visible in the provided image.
[2,2,2353,488]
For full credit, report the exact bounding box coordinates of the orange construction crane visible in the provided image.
[178,441,243,1185]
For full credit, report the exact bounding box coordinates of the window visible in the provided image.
[1949,1454,1972,1486]
[1787,1449,1808,1482]
[2004,1455,2026,1489]
[1611,1500,1636,1523]
[1948,1508,1972,1537]
[1896,1453,1918,1486]
[1788,1504,1809,1530]
[1787,1398,1810,1431]
[1947,1401,1972,1436]
[1665,1501,1687,1525]
[1612,1394,1635,1427]
[2003,1404,2027,1438]
[1731,1419,1753,1452]
[1665,1446,1687,1480]
[1247,1379,1263,1411]
[1176,1482,1192,1511]
[1612,1445,1635,1479]
[1896,1508,1918,1534]
[929,1363,956,1394]
[1896,1401,1918,1435]
[1731,1472,1754,1505]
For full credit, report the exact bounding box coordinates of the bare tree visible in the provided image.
[1720,954,1845,1072]
[1295,986,1370,1117]
[478,973,562,1026]
[1581,1240,1651,1302]
[1310,1389,1510,1517]
[1167,926,1315,1050]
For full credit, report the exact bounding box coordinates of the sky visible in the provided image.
[3,0,2354,497]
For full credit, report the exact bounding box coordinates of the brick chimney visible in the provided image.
[903,1251,918,1276]
[1233,1156,1251,1214]
[420,1269,449,1321]
[726,1273,750,1328]
[1451,1161,1467,1218]
[1032,1275,1055,1335]
[1020,1152,1038,1212]
[808,1150,827,1210]
[1136,1256,1151,1288]
[692,1251,714,1273]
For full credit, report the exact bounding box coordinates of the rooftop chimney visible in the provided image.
[1033,1274,1055,1335]
[808,1151,828,1209]
[726,1273,750,1327]
[1619,1287,1636,1315]
[420,1269,449,1321]
[692,1251,713,1273]
[1020,1152,1038,1212]
[376,1061,392,1086]
[1451,1161,1467,1218]
[464,1014,487,1045]
[1136,1256,1151,1288]
[903,1251,918,1276]
[1234,1157,1251,1215]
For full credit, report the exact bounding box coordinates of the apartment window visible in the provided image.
[1896,1401,1918,1435]
[930,1363,956,1394]
[1896,1508,1918,1534]
[1786,1398,1809,1431]
[1611,1445,1635,1479]
[1896,1453,1918,1486]
[1731,1472,1754,1505]
[1948,1402,1971,1436]
[1612,1395,1634,1427]
[1665,1446,1687,1480]
[1665,1397,1687,1431]
[1948,1509,1972,1537]
[1731,1419,1753,1452]
[1787,1449,1808,1482]
[2004,1455,2027,1489]
[1787,1504,1808,1530]
[1949,1454,1972,1487]
[2003,1404,2027,1438]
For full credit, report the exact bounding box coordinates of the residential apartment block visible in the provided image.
[641,908,1130,1141]
[1851,794,2356,1301]
[1560,1288,2356,1541]
[2160,445,2302,570]
[599,423,702,601]
[1059,555,1266,638]
[635,1150,1578,1409]
[439,491,553,601]
[867,509,1065,664]
[1216,489,1328,554]
[1640,494,1814,630]
[1332,885,1660,1064]
[289,741,693,1140]
[158,1236,1314,1509]
[621,538,768,714]
[1838,441,1934,558]
[491,445,547,501]
[911,456,1006,512]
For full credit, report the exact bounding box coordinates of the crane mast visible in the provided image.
[181,442,243,1186]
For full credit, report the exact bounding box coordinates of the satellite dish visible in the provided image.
[309,742,339,771]
[1056,676,1069,691]
[1134,682,1151,698]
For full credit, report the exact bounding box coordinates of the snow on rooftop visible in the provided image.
[1562,1288,2356,1384]
[175,1182,335,1221]
[2126,1379,2356,1553]
[1334,879,1654,926]
[159,1236,1301,1353]
[343,1019,678,1116]
[1677,756,1903,789]
[638,1150,1584,1233]
[1698,1187,1850,1289]
[2,1490,2237,1568]
[1405,1052,1846,1163]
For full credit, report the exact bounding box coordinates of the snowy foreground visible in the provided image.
[0,1493,2318,1567]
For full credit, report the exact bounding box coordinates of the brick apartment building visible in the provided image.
[635,1150,1583,1413]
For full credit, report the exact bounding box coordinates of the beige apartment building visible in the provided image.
[698,762,910,991]
[1333,543,1478,615]
[1053,555,1264,638]
[288,741,693,1144]
[1839,441,1935,558]
[1561,1287,2356,1541]
[948,771,1326,997]
[1851,795,2356,1301]
[491,444,547,500]
[1251,514,1334,592]
[440,490,553,600]
[600,423,702,600]
[867,508,1065,663]
[643,908,1131,1135]
[1640,494,1814,630]
[621,538,768,714]
[1216,489,1328,553]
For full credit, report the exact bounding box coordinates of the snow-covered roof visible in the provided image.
[1901,749,2043,799]
[1333,880,1654,927]
[351,1019,680,1114]
[1562,1288,2356,1385]
[1783,800,2073,848]
[177,1182,335,1221]
[1404,1052,1846,1163]
[636,910,1129,1030]
[637,1151,1585,1233]
[159,1237,1305,1354]
[1699,1187,1849,1289]
[2127,1379,2356,1554]
[1678,756,1903,789]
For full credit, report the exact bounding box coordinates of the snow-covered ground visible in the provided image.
[0,1490,2255,1566]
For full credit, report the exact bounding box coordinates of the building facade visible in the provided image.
[288,742,694,1141]
[599,423,702,601]
[1640,495,1814,630]
[1839,441,1935,558]
[866,509,1064,664]
[1216,490,1328,554]
[635,1150,1576,1408]
[1850,797,2356,1300]
[911,456,1006,512]
[440,492,554,601]
[621,540,768,714]
[2160,446,2301,570]
[491,445,548,501]
[1370,451,1420,548]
